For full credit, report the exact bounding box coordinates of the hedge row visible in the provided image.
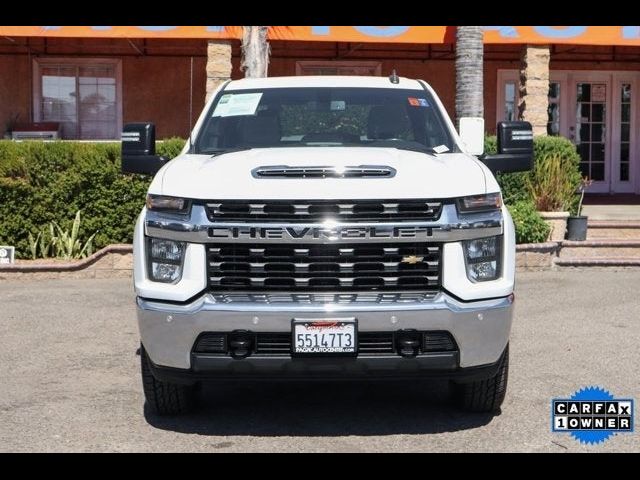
[0,139,185,258]
[1,135,581,257]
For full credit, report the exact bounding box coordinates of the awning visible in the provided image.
[1,26,640,46]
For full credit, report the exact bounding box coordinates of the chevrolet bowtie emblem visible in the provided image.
[401,255,424,265]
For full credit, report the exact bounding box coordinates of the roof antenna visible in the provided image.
[389,69,399,84]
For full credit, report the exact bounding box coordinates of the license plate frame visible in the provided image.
[291,318,358,356]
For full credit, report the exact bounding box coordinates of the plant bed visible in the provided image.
[538,211,570,242]
[0,244,133,280]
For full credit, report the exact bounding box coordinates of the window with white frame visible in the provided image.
[33,59,122,139]
[497,70,520,123]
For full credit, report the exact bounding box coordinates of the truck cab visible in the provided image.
[122,75,533,415]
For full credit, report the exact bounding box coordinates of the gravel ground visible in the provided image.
[0,271,638,452]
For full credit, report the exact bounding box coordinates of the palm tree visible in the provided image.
[455,26,484,127]
[241,26,270,78]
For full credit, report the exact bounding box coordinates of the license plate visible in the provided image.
[292,318,357,354]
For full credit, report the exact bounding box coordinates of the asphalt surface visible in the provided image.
[0,271,638,452]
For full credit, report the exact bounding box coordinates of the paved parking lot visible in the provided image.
[0,271,638,452]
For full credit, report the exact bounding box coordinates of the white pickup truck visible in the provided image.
[121,75,533,415]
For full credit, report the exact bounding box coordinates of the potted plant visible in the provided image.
[566,177,592,241]
[526,153,579,241]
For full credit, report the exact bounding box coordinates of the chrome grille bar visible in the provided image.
[207,242,441,293]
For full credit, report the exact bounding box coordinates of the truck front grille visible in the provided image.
[207,242,441,292]
[204,199,443,222]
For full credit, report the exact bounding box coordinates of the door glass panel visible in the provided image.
[79,66,117,139]
[575,82,606,181]
[619,83,631,182]
[591,163,605,181]
[505,82,516,121]
[40,65,78,139]
[592,104,604,122]
[547,82,560,135]
[577,83,591,102]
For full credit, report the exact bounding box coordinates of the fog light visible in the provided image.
[396,330,421,358]
[148,238,185,283]
[229,331,253,359]
[462,236,501,282]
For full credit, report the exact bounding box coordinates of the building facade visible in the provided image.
[2,26,640,194]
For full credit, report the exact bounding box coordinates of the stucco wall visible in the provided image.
[0,54,31,135]
[122,56,208,139]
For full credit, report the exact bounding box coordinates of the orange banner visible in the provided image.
[1,26,640,45]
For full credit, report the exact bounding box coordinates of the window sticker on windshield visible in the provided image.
[212,93,263,117]
[433,145,450,154]
[408,97,429,107]
[330,100,346,111]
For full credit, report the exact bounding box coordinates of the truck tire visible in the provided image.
[452,344,509,413]
[140,345,196,415]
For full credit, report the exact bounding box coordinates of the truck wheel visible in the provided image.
[452,344,509,413]
[140,344,196,415]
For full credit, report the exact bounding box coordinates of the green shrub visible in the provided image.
[0,139,185,259]
[507,200,550,244]
[486,135,582,213]
[526,152,580,212]
[484,136,530,205]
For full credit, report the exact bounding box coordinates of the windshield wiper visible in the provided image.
[389,145,438,154]
[367,140,440,155]
[199,147,254,156]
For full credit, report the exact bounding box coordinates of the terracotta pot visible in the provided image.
[538,211,569,242]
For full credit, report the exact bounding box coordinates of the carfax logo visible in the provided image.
[552,386,634,444]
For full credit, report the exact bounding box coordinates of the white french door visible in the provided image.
[564,72,638,193]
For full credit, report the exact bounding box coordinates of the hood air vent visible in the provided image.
[252,165,396,179]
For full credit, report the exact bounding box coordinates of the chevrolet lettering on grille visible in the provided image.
[209,225,433,241]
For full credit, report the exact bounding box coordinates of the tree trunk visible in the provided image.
[455,26,484,128]
[241,26,270,78]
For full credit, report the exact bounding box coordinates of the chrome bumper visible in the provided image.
[137,291,513,370]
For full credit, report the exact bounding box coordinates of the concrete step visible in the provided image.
[555,257,640,267]
[560,240,640,259]
[586,221,640,240]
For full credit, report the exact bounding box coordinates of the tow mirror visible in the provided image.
[121,123,169,175]
[480,121,534,174]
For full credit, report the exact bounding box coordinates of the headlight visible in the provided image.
[148,238,186,283]
[462,236,501,282]
[146,194,190,214]
[457,193,502,213]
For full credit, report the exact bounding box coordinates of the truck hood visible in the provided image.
[152,147,495,200]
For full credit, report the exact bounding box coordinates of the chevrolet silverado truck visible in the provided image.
[121,75,533,415]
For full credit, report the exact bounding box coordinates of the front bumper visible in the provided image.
[147,348,506,385]
[137,291,513,373]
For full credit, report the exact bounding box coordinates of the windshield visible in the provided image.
[194,87,457,154]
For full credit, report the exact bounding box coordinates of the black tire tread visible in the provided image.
[140,345,195,415]
[454,344,509,413]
